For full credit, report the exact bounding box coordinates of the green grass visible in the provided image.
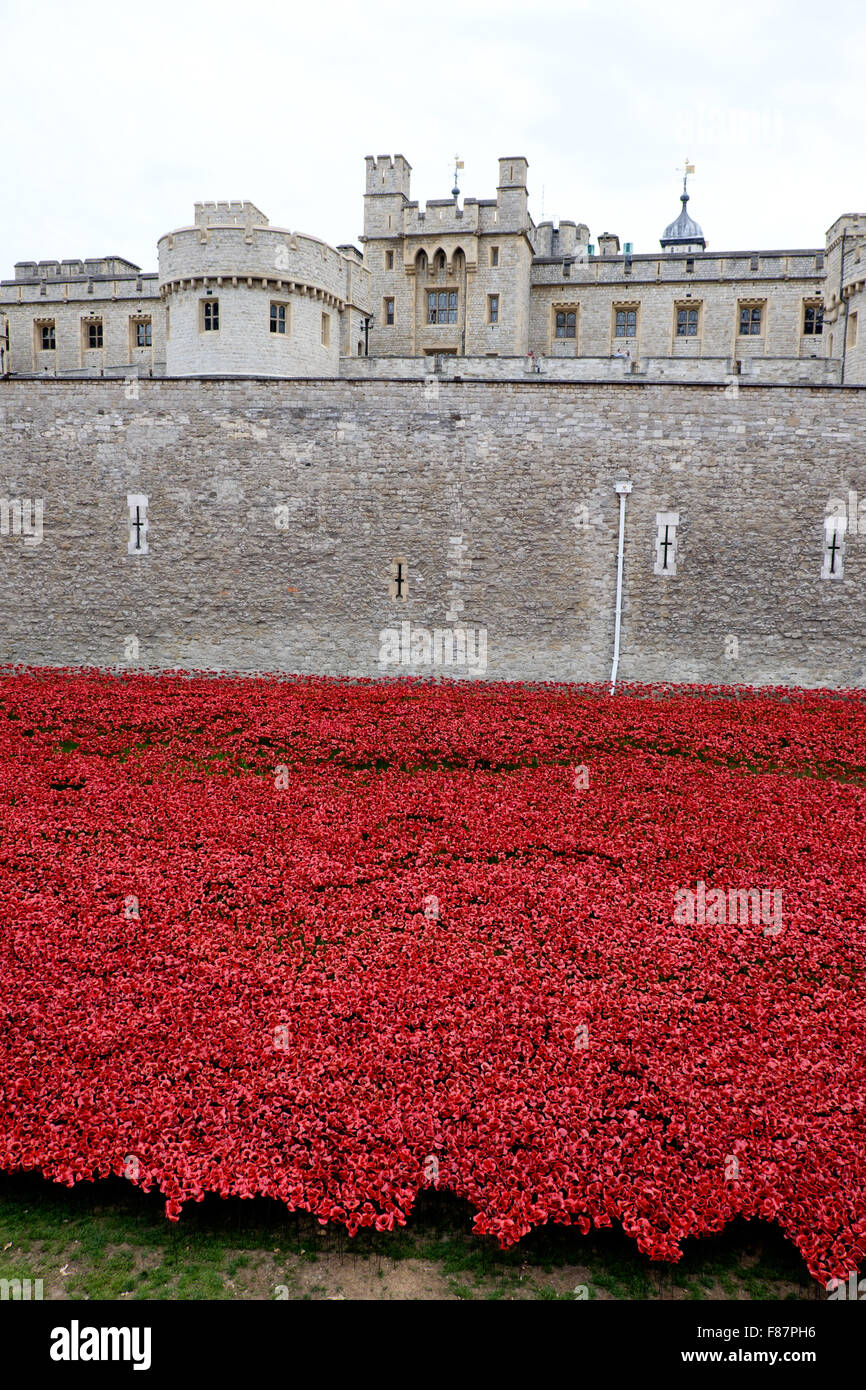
[0,1173,828,1302]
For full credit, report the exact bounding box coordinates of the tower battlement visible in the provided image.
[194,201,269,229]
[365,155,412,198]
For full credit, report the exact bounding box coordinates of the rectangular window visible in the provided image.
[739,304,762,335]
[134,319,152,347]
[685,258,694,273]
[384,297,395,326]
[614,308,637,338]
[321,311,330,346]
[490,246,499,267]
[84,319,103,349]
[555,310,576,338]
[488,294,499,324]
[270,302,288,334]
[427,290,458,324]
[803,303,823,335]
[202,299,219,331]
[676,306,699,336]
[848,311,858,348]
[39,321,56,350]
[750,256,759,272]
[385,250,394,270]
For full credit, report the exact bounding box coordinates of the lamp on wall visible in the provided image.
[361,312,375,356]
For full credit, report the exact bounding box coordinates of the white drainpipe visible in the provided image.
[610,481,632,695]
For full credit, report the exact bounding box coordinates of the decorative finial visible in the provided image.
[452,154,464,200]
[680,158,695,201]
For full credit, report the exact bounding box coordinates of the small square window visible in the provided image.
[270,302,288,334]
[614,308,637,338]
[85,319,103,349]
[202,299,219,331]
[490,246,499,267]
[676,306,699,337]
[488,294,499,324]
[321,311,330,346]
[39,321,56,350]
[555,310,576,338]
[739,304,762,335]
[134,319,152,347]
[384,297,395,325]
[803,303,823,335]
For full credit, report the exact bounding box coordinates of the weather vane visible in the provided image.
[680,157,695,195]
[452,154,464,199]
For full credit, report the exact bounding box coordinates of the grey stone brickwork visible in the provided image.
[1,377,864,688]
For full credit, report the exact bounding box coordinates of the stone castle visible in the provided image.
[1,155,864,386]
[1,156,865,690]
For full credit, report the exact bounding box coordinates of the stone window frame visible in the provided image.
[321,311,331,347]
[269,301,290,336]
[612,301,640,340]
[674,300,702,338]
[737,298,766,337]
[81,316,104,351]
[200,298,220,333]
[385,249,395,270]
[848,310,858,348]
[388,556,409,601]
[130,315,152,350]
[383,297,395,326]
[552,303,578,343]
[490,245,500,268]
[654,511,680,576]
[34,318,56,352]
[802,299,824,336]
[487,294,500,325]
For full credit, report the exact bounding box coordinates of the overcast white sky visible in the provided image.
[2,0,864,275]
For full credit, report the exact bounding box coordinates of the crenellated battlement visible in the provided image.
[194,201,269,229]
[13,257,142,281]
[365,155,412,198]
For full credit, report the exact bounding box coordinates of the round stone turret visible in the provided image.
[158,203,368,376]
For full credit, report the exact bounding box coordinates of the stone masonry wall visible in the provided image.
[0,377,864,688]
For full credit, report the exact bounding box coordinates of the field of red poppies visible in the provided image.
[0,668,864,1283]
